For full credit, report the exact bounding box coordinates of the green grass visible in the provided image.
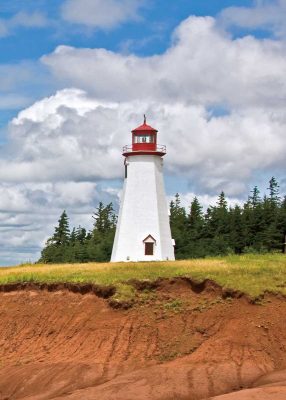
[1,254,286,299]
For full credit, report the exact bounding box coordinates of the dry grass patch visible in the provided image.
[0,254,286,299]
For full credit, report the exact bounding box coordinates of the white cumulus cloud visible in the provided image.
[42,16,286,110]
[219,0,286,38]
[1,88,284,197]
[0,11,48,38]
[61,0,143,30]
[0,181,103,265]
[0,61,54,110]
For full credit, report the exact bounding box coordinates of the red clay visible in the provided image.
[0,279,286,399]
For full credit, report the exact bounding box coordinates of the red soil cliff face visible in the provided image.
[0,279,286,400]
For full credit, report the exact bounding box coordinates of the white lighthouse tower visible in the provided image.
[111,117,175,262]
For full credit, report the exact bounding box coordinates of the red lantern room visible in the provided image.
[123,115,166,157]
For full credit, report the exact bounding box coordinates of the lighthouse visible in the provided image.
[111,117,175,262]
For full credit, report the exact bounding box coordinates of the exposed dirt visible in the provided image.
[0,278,286,399]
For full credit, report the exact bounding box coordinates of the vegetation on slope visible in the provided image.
[1,254,286,299]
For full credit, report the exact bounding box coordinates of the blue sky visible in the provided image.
[1,1,253,63]
[0,0,279,122]
[0,0,286,265]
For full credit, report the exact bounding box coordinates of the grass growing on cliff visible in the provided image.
[0,254,286,299]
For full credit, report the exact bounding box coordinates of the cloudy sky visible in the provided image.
[0,0,286,265]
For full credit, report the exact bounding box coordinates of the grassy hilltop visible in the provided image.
[1,254,286,300]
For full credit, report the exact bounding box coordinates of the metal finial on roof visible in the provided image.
[144,114,146,124]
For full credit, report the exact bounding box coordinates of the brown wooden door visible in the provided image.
[145,242,154,255]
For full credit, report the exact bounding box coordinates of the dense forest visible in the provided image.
[39,177,286,263]
[39,203,117,263]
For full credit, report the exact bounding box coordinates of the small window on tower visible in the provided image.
[145,242,154,255]
[124,159,128,178]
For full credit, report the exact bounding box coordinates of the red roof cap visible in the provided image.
[132,116,158,133]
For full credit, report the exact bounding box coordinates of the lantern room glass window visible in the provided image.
[134,135,155,144]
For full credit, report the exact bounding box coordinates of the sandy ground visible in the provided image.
[0,279,286,399]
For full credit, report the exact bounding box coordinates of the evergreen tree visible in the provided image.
[268,177,281,207]
[249,186,261,208]
[70,228,76,245]
[243,196,265,251]
[202,192,232,255]
[51,210,70,246]
[92,202,116,234]
[185,197,207,258]
[207,192,229,235]
[229,205,245,253]
[259,178,282,251]
[188,197,204,237]
[39,211,71,263]
[279,197,286,253]
[169,194,188,258]
[88,202,117,262]
[75,226,87,244]
[217,191,228,209]
[170,194,186,228]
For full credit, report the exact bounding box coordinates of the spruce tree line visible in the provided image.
[170,177,286,258]
[39,203,117,263]
[39,177,286,263]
